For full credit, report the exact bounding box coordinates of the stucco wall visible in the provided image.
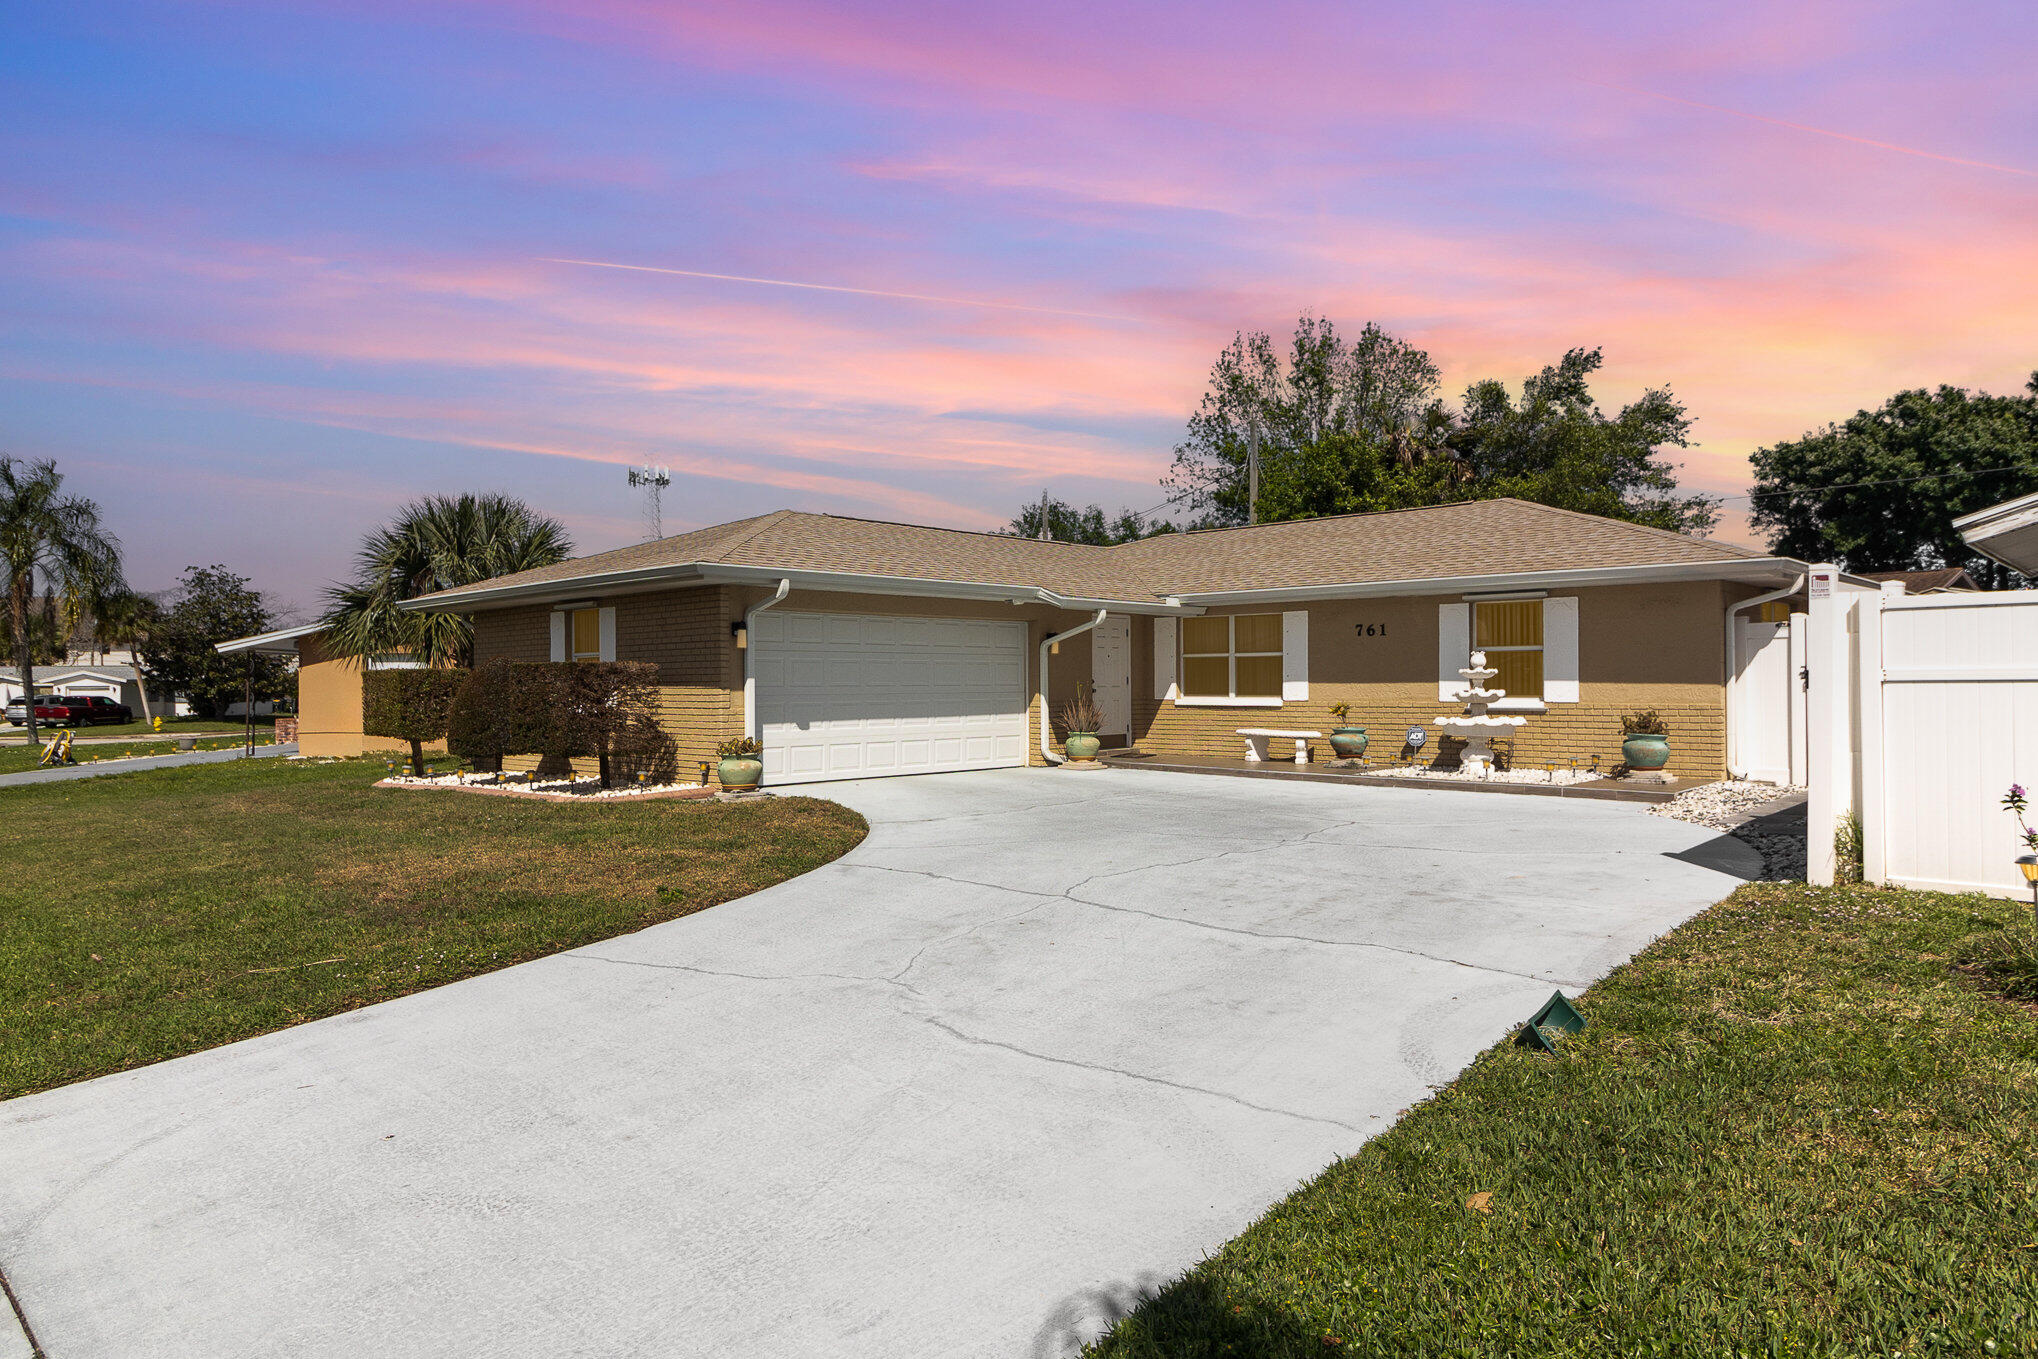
[1132,581,1741,780]
[294,633,429,759]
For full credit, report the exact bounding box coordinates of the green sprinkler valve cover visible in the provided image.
[1514,991,1585,1053]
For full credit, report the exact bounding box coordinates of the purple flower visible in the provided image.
[2016,785,2029,800]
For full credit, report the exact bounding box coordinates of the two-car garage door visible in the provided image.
[752,611,1030,785]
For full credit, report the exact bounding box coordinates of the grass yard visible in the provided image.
[0,757,866,1101]
[0,735,256,775]
[0,714,274,743]
[1089,881,2038,1357]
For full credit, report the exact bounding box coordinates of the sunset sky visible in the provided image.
[5,1,2034,614]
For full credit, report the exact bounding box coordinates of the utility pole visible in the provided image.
[1037,489,1051,541]
[1245,412,1260,526]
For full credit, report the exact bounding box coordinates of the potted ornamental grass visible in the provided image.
[1327,702,1368,759]
[716,735,765,791]
[1619,709,1671,773]
[1059,690,1104,762]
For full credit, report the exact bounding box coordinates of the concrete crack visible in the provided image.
[561,951,889,991]
[914,1015,1365,1134]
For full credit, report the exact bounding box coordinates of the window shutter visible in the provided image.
[549,612,567,663]
[1437,603,1469,700]
[1543,596,1579,702]
[1153,617,1178,699]
[598,607,617,662]
[1281,610,1308,700]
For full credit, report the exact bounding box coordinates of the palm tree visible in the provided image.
[321,494,572,668]
[93,588,163,726]
[1,457,124,745]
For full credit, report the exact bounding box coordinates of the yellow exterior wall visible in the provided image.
[1132,581,1743,781]
[293,633,432,759]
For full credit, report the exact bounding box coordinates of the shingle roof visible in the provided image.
[416,498,1773,607]
[1859,568,1978,593]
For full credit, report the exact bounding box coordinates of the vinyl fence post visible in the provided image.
[1804,564,1858,885]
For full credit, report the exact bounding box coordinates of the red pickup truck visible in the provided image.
[5,694,134,727]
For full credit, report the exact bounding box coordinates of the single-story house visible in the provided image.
[0,663,179,718]
[404,498,1839,785]
[215,625,423,757]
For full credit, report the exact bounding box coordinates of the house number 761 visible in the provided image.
[1354,624,1387,637]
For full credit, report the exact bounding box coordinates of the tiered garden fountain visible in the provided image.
[1434,650,1527,776]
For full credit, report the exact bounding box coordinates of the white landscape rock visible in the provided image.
[381,770,702,799]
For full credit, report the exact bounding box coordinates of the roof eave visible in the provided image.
[215,622,324,655]
[1170,557,1828,606]
[404,562,1199,616]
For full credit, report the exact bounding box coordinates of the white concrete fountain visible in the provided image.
[1434,649,1527,776]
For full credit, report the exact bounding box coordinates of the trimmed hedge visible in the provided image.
[445,660,676,787]
[362,668,467,776]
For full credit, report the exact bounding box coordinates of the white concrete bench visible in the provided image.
[1236,727,1322,764]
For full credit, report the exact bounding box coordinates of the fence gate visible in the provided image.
[1733,614,1805,787]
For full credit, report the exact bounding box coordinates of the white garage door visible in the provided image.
[754,611,1030,785]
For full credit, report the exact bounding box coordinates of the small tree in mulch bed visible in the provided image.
[362,668,468,777]
[550,661,664,788]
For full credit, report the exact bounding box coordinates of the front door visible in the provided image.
[1091,615,1131,742]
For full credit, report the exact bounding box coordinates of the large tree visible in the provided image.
[1749,377,2038,588]
[144,565,288,720]
[321,494,571,669]
[1163,317,1717,535]
[0,457,125,744]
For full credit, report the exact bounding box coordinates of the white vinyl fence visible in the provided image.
[1806,566,2038,896]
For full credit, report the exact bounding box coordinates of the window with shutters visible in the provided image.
[1474,599,1543,700]
[1180,614,1284,699]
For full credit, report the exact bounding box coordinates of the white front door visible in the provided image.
[754,611,1030,785]
[1091,615,1131,740]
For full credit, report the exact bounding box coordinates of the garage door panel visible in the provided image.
[759,611,1028,785]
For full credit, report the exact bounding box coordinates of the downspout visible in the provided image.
[741,578,792,740]
[1724,575,1805,780]
[1038,609,1107,765]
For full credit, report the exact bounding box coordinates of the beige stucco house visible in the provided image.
[405,498,1828,785]
[216,624,436,759]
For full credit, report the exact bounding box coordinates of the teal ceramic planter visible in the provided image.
[1064,732,1102,761]
[717,756,764,790]
[1621,733,1670,771]
[1327,727,1369,759]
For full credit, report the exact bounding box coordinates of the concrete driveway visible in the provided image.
[0,768,1756,1359]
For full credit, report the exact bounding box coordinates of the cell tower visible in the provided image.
[627,465,672,540]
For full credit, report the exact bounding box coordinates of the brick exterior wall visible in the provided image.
[1129,581,1745,782]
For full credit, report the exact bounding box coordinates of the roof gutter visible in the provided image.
[401,562,1199,616]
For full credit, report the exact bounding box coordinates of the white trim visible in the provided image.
[743,579,792,740]
[1281,610,1308,700]
[215,623,321,655]
[548,612,567,663]
[1173,695,1284,708]
[1489,697,1547,714]
[1437,602,1469,701]
[1542,595,1579,703]
[597,606,617,662]
[1461,589,1548,602]
[1153,616,1178,700]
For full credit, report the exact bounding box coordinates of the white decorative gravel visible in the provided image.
[1647,780,1808,881]
[1350,764,1605,786]
[381,770,702,798]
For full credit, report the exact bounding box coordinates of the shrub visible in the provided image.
[446,661,561,772]
[1057,689,1104,736]
[1619,709,1669,737]
[716,736,763,759]
[613,717,680,786]
[362,668,467,776]
[551,661,663,787]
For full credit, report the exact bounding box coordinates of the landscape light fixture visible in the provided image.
[2018,854,2038,935]
[1514,991,1586,1054]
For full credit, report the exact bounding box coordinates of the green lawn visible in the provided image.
[0,714,276,743]
[1088,881,2038,1357]
[0,734,255,775]
[0,758,867,1100]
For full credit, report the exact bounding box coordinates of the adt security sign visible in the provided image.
[1809,569,1834,599]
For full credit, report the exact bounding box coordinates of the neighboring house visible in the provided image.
[405,498,1843,785]
[0,663,182,718]
[1957,491,2038,578]
[215,624,424,757]
[1859,568,1979,594]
